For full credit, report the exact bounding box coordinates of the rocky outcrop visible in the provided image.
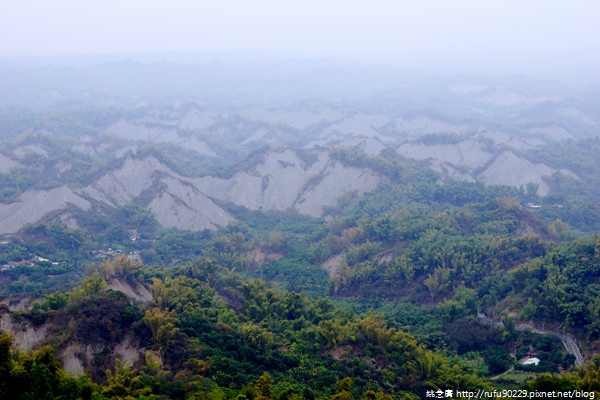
[0,155,235,233]
[107,118,215,156]
[525,125,574,141]
[113,336,141,367]
[0,283,146,377]
[319,114,390,138]
[0,146,382,233]
[197,148,382,217]
[62,338,143,378]
[0,134,579,235]
[179,109,217,130]
[0,152,19,173]
[321,254,345,278]
[397,139,493,170]
[396,139,579,196]
[476,151,575,196]
[295,160,381,216]
[60,345,85,376]
[12,144,48,159]
[0,313,47,350]
[79,155,236,231]
[107,279,152,303]
[147,175,235,231]
[82,156,168,206]
[107,119,177,142]
[392,115,474,138]
[304,137,386,156]
[0,186,91,235]
[238,107,344,130]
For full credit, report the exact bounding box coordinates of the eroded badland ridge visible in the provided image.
[2,61,600,397]
[1,66,598,234]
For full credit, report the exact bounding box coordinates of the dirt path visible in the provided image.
[490,367,514,380]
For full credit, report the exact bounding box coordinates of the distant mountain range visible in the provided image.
[0,61,598,235]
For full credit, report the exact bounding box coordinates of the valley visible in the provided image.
[0,60,599,398]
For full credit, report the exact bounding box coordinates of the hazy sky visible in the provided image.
[1,0,599,68]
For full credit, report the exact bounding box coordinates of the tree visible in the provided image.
[0,334,13,399]
[69,272,107,302]
[102,359,156,399]
[521,297,536,321]
[526,182,540,198]
[332,378,355,400]
[41,291,69,310]
[385,257,415,285]
[241,373,274,400]
[528,373,576,391]
[482,347,512,375]
[424,267,450,302]
[143,308,179,357]
[437,287,478,324]
[268,231,288,253]
[150,276,213,312]
[106,224,128,244]
[318,320,354,349]
[501,313,517,341]
[185,257,221,285]
[0,340,96,400]
[82,272,107,297]
[121,203,157,230]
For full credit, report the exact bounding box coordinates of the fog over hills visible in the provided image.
[3,0,600,395]
[0,58,598,235]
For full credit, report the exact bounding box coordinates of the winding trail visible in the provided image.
[490,367,514,381]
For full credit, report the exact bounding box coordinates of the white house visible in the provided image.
[522,357,540,366]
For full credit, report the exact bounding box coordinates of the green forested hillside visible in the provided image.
[1,254,600,399]
[2,138,600,397]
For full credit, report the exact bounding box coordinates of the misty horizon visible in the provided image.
[1,0,599,78]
